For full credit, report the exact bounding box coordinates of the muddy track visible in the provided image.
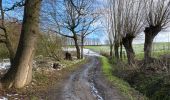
[47,56,126,100]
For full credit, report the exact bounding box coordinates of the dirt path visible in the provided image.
[46,56,126,100]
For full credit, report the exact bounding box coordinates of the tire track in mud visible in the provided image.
[62,57,102,100]
[61,56,125,100]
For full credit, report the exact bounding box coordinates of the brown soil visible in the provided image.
[0,59,86,100]
[0,56,125,100]
[45,56,125,100]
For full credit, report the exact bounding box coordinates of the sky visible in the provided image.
[3,0,24,20]
[134,29,170,44]
[3,0,170,44]
[93,0,170,44]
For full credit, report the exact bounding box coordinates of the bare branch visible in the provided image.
[50,29,74,38]
[4,0,25,11]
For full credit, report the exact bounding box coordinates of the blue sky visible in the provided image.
[3,0,170,44]
[3,0,24,20]
[2,0,104,43]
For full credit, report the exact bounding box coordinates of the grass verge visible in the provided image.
[100,56,148,100]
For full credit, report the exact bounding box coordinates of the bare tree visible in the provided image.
[80,15,98,59]
[43,0,96,59]
[105,0,145,64]
[121,0,145,64]
[144,0,170,62]
[1,0,42,88]
[107,0,124,61]
[0,0,23,63]
[102,0,114,57]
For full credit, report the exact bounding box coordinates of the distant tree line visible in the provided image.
[66,37,101,46]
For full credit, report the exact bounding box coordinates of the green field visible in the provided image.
[85,42,170,59]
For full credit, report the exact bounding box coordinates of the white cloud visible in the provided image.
[133,31,170,44]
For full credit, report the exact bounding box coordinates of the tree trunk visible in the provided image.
[1,0,41,89]
[5,39,15,63]
[144,34,155,62]
[144,25,161,63]
[109,43,113,57]
[0,0,15,63]
[122,36,135,65]
[120,43,123,60]
[81,37,84,59]
[73,36,80,59]
[114,43,119,61]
